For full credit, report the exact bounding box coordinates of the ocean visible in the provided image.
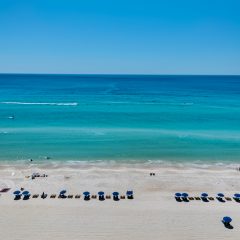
[0,74,240,165]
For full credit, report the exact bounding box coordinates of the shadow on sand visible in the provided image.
[222,221,234,229]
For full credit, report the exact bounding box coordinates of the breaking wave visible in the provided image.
[0,102,78,106]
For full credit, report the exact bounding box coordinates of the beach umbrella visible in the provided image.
[98,191,104,196]
[175,193,182,197]
[126,190,133,196]
[217,193,224,198]
[22,191,30,196]
[112,192,119,196]
[234,193,240,198]
[83,191,90,196]
[201,193,208,198]
[181,193,189,198]
[60,190,66,195]
[13,190,21,195]
[223,216,232,223]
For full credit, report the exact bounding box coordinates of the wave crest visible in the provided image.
[0,102,78,106]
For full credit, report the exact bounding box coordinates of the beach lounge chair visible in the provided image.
[188,197,194,200]
[194,197,201,200]
[75,194,81,199]
[91,195,97,199]
[225,197,232,201]
[106,195,111,199]
[208,197,214,201]
[50,194,56,198]
[41,192,47,199]
[120,195,125,199]
[32,194,39,198]
[68,195,73,198]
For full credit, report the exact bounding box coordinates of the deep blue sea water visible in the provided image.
[0,74,240,164]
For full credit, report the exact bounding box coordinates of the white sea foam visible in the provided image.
[0,158,239,172]
[0,102,78,106]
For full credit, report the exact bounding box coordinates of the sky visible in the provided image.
[0,0,240,75]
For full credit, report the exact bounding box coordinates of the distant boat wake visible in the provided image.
[0,102,78,106]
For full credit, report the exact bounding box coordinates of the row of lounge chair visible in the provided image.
[175,192,240,202]
[13,190,134,201]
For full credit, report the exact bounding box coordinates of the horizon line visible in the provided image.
[0,73,240,77]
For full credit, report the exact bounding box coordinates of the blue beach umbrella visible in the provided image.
[223,216,232,223]
[201,193,208,198]
[13,190,21,195]
[98,191,104,196]
[126,190,133,196]
[175,193,182,197]
[234,193,240,198]
[83,191,90,196]
[217,193,224,198]
[22,191,30,196]
[112,192,119,196]
[60,190,66,195]
[182,193,189,198]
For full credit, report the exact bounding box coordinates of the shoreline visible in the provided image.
[0,160,240,174]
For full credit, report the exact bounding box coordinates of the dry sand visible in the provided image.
[0,164,240,240]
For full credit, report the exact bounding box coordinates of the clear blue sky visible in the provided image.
[0,0,240,74]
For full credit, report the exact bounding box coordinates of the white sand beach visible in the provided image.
[0,164,240,240]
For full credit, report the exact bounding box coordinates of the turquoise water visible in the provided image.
[0,74,240,164]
